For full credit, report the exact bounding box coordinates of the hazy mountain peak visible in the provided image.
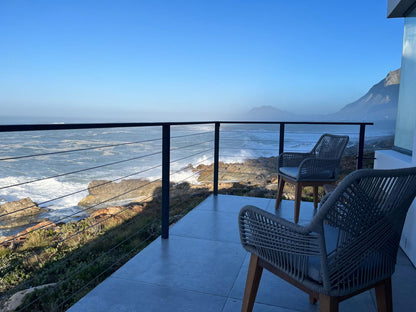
[385,68,400,86]
[243,69,400,131]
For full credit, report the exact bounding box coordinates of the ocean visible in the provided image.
[0,123,393,236]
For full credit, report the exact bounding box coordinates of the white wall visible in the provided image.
[394,8,416,151]
[374,150,416,266]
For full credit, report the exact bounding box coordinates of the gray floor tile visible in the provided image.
[68,277,227,312]
[222,298,298,312]
[68,195,416,312]
[338,292,376,312]
[396,248,414,266]
[170,208,241,243]
[113,235,247,297]
[368,264,416,311]
[381,264,416,311]
[195,194,274,214]
[230,254,318,312]
[231,254,376,312]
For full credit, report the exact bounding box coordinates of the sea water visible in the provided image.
[0,123,392,235]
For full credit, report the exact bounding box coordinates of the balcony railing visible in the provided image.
[0,120,373,310]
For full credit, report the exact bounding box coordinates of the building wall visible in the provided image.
[394,7,416,151]
[374,150,416,265]
[379,2,416,266]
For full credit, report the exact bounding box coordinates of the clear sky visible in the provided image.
[0,0,404,122]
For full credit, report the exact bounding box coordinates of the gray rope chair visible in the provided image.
[241,167,416,312]
[275,133,349,223]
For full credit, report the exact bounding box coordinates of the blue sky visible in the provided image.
[0,0,404,122]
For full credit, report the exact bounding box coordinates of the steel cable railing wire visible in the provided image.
[0,145,213,219]
[1,196,158,300]
[0,176,162,248]
[0,150,162,191]
[170,139,213,152]
[55,234,156,311]
[169,148,212,166]
[13,169,214,309]
[17,221,158,311]
[220,147,279,151]
[170,130,213,139]
[169,157,213,180]
[0,137,162,162]
[220,130,279,134]
[1,150,213,244]
[1,129,212,304]
[170,167,208,185]
[0,162,163,219]
[2,164,210,281]
[0,187,158,275]
[168,166,213,200]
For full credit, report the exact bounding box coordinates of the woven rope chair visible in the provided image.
[241,167,416,312]
[275,133,349,223]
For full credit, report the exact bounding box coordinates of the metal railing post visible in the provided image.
[162,124,170,239]
[357,124,366,170]
[279,123,285,155]
[213,122,220,196]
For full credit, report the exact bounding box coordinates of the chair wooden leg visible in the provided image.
[242,254,263,312]
[375,277,393,312]
[309,294,318,304]
[313,185,319,209]
[294,182,302,223]
[319,294,339,312]
[275,176,285,209]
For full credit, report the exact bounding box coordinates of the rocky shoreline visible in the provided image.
[0,135,393,244]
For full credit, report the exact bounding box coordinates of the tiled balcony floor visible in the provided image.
[68,194,416,312]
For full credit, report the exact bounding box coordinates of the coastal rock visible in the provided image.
[195,157,278,185]
[1,283,56,311]
[78,179,162,208]
[0,198,46,229]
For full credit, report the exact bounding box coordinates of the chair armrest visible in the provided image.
[278,152,312,168]
[297,158,340,180]
[239,205,320,257]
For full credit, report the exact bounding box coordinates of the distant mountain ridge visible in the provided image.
[332,69,400,121]
[244,69,401,125]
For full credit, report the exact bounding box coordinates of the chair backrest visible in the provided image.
[311,133,349,159]
[313,167,416,294]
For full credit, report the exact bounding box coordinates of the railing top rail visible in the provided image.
[0,122,215,132]
[217,121,374,125]
[0,121,373,132]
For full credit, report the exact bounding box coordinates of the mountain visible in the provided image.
[243,69,400,128]
[246,105,298,121]
[331,69,400,121]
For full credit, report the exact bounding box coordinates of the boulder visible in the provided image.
[0,198,46,229]
[78,179,162,208]
[1,283,56,311]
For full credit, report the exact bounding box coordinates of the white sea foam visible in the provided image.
[0,176,87,210]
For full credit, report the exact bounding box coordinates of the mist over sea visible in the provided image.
[0,123,393,236]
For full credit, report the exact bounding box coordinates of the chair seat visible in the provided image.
[279,166,335,181]
[308,225,339,283]
[279,167,299,178]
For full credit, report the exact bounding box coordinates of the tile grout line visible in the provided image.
[109,275,232,303]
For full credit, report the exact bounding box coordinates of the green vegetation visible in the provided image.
[0,184,210,311]
[0,155,374,310]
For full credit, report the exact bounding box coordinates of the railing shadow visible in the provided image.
[0,182,210,311]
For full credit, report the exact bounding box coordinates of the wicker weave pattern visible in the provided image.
[277,133,349,182]
[239,206,320,281]
[240,167,416,297]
